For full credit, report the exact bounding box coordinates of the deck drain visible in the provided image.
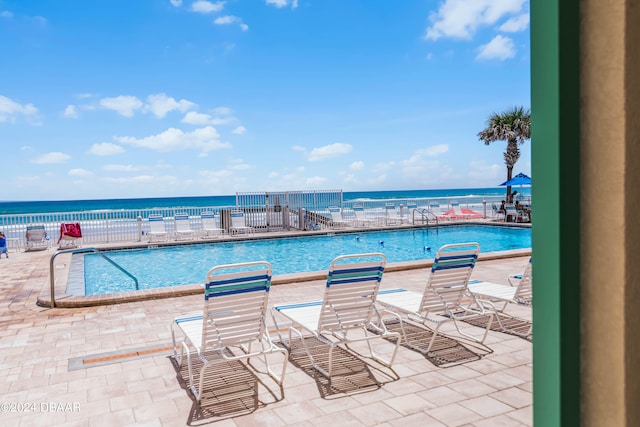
[68,343,175,371]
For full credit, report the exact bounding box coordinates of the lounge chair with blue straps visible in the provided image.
[229,210,253,234]
[200,210,223,238]
[328,206,353,228]
[170,261,288,402]
[467,257,533,338]
[174,213,196,241]
[25,225,49,251]
[147,214,170,242]
[271,253,400,379]
[375,242,493,354]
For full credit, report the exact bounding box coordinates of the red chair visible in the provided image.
[58,223,83,248]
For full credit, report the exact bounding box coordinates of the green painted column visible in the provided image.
[531,1,581,426]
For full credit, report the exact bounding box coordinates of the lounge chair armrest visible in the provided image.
[508,274,522,287]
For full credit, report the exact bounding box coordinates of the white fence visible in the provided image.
[0,192,513,250]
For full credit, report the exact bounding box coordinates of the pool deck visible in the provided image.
[0,241,532,426]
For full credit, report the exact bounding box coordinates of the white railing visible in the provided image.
[0,194,515,249]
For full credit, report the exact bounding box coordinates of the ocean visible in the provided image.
[0,187,530,215]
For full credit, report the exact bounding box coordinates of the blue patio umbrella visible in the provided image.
[500,172,532,201]
[500,172,532,187]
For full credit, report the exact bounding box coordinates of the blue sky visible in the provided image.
[1,0,530,201]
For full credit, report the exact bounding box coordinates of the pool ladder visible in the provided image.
[49,247,139,308]
[412,208,439,226]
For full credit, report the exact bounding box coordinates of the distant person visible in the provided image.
[0,232,8,258]
[499,200,506,214]
[507,190,518,204]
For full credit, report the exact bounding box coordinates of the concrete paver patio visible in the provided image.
[0,245,532,426]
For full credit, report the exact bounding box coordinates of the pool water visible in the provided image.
[81,225,531,295]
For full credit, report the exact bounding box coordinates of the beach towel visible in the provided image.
[58,223,82,243]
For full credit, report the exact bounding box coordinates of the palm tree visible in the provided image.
[477,106,531,199]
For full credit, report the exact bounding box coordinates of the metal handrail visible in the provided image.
[413,208,438,226]
[49,247,139,308]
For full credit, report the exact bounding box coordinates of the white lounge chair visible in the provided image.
[428,201,449,221]
[271,253,400,379]
[170,261,288,402]
[384,203,402,225]
[147,215,170,242]
[504,203,526,222]
[174,213,196,241]
[229,210,253,234]
[375,242,493,354]
[451,200,483,220]
[25,225,48,251]
[200,211,223,238]
[467,257,533,338]
[405,201,418,224]
[353,204,374,227]
[328,206,352,228]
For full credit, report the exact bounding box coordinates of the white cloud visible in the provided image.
[476,35,516,61]
[425,0,526,40]
[63,105,78,118]
[307,143,353,162]
[213,15,249,31]
[191,0,225,14]
[350,161,365,171]
[467,161,502,182]
[499,13,530,32]
[115,126,231,155]
[100,95,143,117]
[103,164,144,172]
[214,15,237,24]
[212,106,232,115]
[88,142,125,156]
[103,175,178,186]
[68,168,93,177]
[182,111,214,125]
[266,0,297,9]
[1,11,13,18]
[181,111,234,125]
[417,144,449,157]
[0,95,39,123]
[32,152,71,164]
[144,93,196,118]
[232,125,246,134]
[169,0,182,6]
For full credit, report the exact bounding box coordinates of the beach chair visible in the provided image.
[467,257,533,338]
[451,201,483,220]
[200,211,223,238]
[353,204,374,227]
[384,203,402,225]
[504,204,525,222]
[375,242,493,354]
[25,225,48,251]
[57,223,83,248]
[492,202,506,221]
[328,206,352,228]
[147,215,170,242]
[428,201,449,221]
[170,261,288,402]
[271,253,400,379]
[173,213,195,241]
[229,210,253,234]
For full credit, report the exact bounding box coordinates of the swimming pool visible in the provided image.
[77,225,531,295]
